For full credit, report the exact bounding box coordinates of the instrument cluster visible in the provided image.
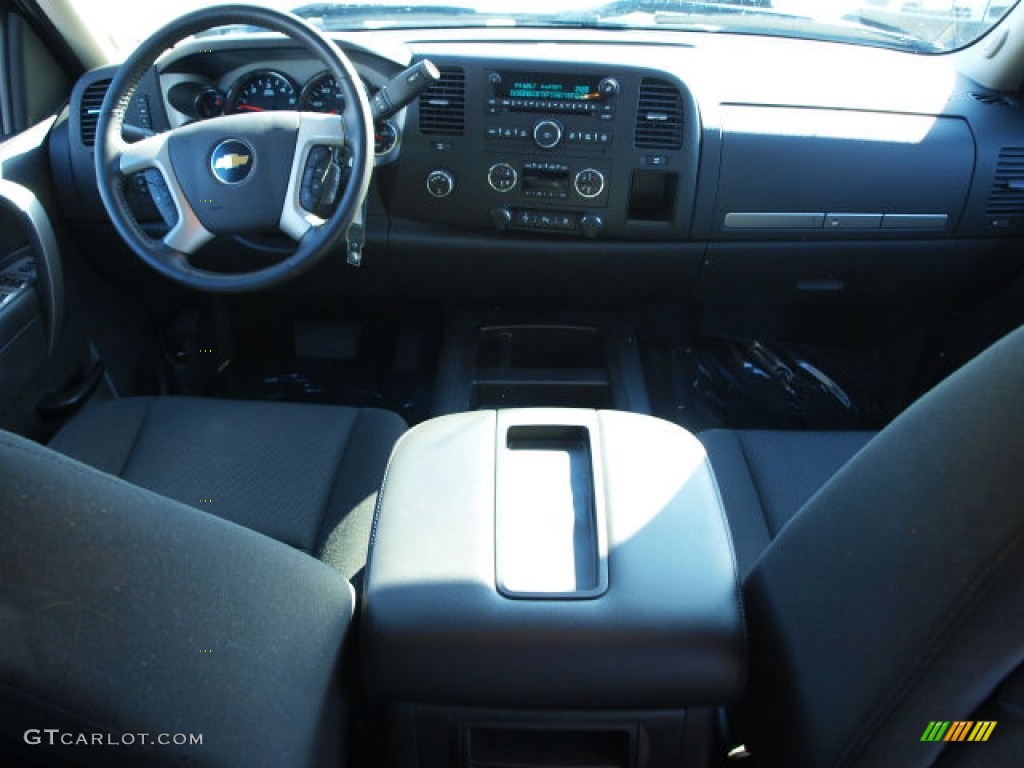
[168,69,398,156]
[224,70,348,115]
[189,70,348,116]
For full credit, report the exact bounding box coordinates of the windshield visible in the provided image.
[57,0,1019,55]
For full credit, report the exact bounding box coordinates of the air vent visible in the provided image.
[419,66,465,136]
[80,79,111,146]
[987,147,1024,230]
[635,78,683,151]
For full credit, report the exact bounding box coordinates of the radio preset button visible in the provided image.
[488,162,518,192]
[487,126,530,140]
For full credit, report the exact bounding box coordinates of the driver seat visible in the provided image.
[0,396,405,767]
[48,396,406,583]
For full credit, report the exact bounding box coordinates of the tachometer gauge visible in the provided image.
[227,71,298,113]
[194,87,225,119]
[300,73,346,114]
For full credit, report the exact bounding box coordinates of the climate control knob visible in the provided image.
[487,162,518,192]
[426,169,455,198]
[574,168,605,199]
[533,120,563,150]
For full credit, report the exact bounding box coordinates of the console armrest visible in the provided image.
[363,409,746,709]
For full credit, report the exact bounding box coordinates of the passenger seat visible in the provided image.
[699,429,874,577]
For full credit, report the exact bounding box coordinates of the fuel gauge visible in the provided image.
[375,120,399,157]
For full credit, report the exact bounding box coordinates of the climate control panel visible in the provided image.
[479,158,611,204]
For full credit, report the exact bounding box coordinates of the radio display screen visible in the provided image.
[496,72,602,102]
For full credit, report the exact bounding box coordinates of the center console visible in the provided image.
[385,60,701,240]
[362,408,745,767]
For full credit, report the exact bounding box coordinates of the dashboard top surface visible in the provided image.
[154,27,968,118]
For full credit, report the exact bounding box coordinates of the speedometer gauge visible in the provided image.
[300,73,346,114]
[227,71,298,113]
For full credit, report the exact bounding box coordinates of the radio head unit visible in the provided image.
[488,71,618,114]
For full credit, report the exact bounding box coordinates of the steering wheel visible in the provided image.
[94,4,374,292]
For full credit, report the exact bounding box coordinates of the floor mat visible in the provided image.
[664,336,886,432]
[211,305,439,426]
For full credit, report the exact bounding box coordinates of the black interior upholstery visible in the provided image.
[698,429,875,577]
[720,325,1024,766]
[48,396,406,582]
[0,429,359,767]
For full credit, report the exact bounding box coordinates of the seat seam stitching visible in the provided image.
[835,523,1024,767]
[363,425,412,593]
[703,452,750,696]
[734,432,774,540]
[116,398,154,479]
[312,409,360,556]
[1,432,194,512]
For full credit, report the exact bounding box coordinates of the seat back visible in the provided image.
[740,325,1024,766]
[0,431,356,767]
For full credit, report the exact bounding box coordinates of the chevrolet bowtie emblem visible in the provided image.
[213,153,250,170]
[210,139,255,184]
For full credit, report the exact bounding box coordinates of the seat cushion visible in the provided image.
[699,429,875,578]
[1,429,356,767]
[49,396,406,582]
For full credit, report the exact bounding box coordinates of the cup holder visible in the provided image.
[470,325,614,409]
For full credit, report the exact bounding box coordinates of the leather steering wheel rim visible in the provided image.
[94,3,374,293]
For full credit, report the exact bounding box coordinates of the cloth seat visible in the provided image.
[698,327,1024,766]
[48,396,406,582]
[0,395,406,766]
[698,429,874,577]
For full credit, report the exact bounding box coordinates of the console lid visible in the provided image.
[362,408,745,708]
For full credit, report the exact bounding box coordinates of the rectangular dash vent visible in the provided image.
[419,66,465,136]
[635,78,683,151]
[80,79,112,146]
[987,147,1024,230]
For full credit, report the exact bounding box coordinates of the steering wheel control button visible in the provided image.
[487,162,518,193]
[574,168,605,199]
[300,145,346,215]
[426,169,455,198]
[210,139,255,184]
[142,169,180,228]
[533,120,563,149]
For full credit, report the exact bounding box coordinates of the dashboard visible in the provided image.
[53,27,1024,300]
